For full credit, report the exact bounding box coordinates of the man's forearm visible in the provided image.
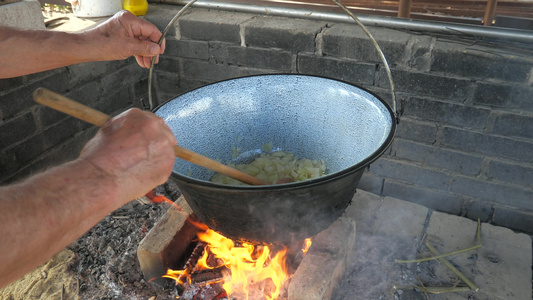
[0,27,96,78]
[0,158,122,288]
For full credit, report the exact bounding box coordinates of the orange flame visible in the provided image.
[302,238,313,255]
[162,269,190,285]
[164,228,313,299]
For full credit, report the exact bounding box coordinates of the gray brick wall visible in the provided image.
[146,4,532,234]
[2,3,532,234]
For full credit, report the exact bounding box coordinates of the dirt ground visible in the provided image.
[0,180,182,300]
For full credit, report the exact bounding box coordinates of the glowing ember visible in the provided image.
[164,226,312,300]
[302,238,312,255]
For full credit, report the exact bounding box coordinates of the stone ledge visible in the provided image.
[0,0,45,30]
[288,217,356,300]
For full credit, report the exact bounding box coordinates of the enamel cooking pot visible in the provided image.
[155,74,396,245]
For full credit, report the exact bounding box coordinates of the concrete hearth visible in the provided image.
[0,0,45,29]
[138,190,531,299]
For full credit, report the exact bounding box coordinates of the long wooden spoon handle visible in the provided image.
[34,88,110,127]
[33,88,268,186]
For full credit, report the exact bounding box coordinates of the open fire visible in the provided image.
[138,195,355,300]
[162,219,312,300]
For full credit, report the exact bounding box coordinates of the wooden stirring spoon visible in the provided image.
[33,88,268,186]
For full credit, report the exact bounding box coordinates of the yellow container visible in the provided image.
[124,0,149,16]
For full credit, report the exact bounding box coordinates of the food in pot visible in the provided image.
[211,151,327,185]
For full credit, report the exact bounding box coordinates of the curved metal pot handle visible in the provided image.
[147,0,198,110]
[147,0,400,122]
[333,0,400,122]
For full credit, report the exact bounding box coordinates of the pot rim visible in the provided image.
[154,73,397,191]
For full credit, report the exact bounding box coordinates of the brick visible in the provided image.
[100,64,147,96]
[0,69,70,120]
[383,180,463,214]
[365,87,395,107]
[66,62,108,87]
[491,111,533,139]
[4,134,46,169]
[181,59,264,82]
[219,46,293,72]
[395,118,437,144]
[245,16,325,53]
[394,139,483,176]
[156,56,181,74]
[36,82,102,129]
[21,68,62,85]
[357,172,383,195]
[343,189,382,234]
[464,199,493,222]
[0,151,19,183]
[137,196,198,286]
[38,127,95,166]
[155,92,174,108]
[154,77,210,103]
[143,4,180,34]
[378,70,472,102]
[428,211,479,250]
[93,87,134,116]
[133,78,150,109]
[406,35,434,71]
[37,105,70,129]
[288,217,356,300]
[431,42,533,82]
[5,127,98,184]
[0,112,36,150]
[475,221,532,299]
[488,159,533,188]
[154,71,180,95]
[492,205,533,233]
[451,175,533,210]
[402,97,489,129]
[105,57,136,73]
[165,39,209,60]
[64,81,101,108]
[175,78,210,94]
[322,24,410,66]
[297,54,376,86]
[0,76,24,95]
[426,212,479,281]
[373,196,428,240]
[473,82,533,112]
[369,158,452,191]
[179,9,254,43]
[442,126,533,162]
[42,117,82,149]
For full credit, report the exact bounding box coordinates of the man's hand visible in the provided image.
[84,10,166,68]
[80,108,177,203]
[0,108,176,289]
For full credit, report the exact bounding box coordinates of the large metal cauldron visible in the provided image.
[155,74,396,245]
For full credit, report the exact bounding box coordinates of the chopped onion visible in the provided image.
[211,151,327,185]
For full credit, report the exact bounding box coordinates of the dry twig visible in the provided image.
[394,219,482,296]
[425,241,479,292]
